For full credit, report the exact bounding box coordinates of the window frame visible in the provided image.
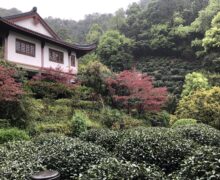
[16,39,36,57]
[70,54,76,67]
[49,48,64,64]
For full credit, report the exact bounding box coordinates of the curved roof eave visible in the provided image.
[0,17,97,57]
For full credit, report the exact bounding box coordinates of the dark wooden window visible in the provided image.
[16,39,35,57]
[49,49,64,64]
[71,54,76,67]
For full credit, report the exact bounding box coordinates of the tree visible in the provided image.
[0,65,23,101]
[203,12,220,51]
[181,72,209,97]
[86,24,103,43]
[176,87,220,129]
[106,70,168,114]
[97,30,134,72]
[110,8,126,31]
[79,61,112,95]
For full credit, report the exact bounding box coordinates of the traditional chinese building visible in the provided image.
[0,7,96,75]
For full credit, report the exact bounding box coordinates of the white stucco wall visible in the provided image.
[44,43,78,74]
[15,18,53,38]
[7,31,42,67]
[6,31,78,74]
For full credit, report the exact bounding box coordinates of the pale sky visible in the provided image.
[0,0,139,21]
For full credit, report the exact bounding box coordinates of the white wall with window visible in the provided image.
[44,42,70,73]
[6,31,78,74]
[7,31,42,67]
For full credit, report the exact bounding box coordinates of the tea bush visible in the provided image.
[115,127,195,173]
[80,158,166,179]
[0,141,44,179]
[0,128,30,144]
[79,129,120,151]
[173,146,220,179]
[171,118,197,128]
[0,134,109,179]
[34,135,110,179]
[174,124,220,147]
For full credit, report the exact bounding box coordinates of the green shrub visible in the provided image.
[115,127,195,173]
[173,146,220,179]
[28,80,75,99]
[181,72,209,97]
[80,129,120,151]
[174,124,220,147]
[144,111,170,127]
[71,111,87,136]
[0,134,109,179]
[176,87,220,129]
[80,158,166,179]
[0,119,10,128]
[172,119,197,128]
[100,108,122,128]
[0,128,30,144]
[0,141,45,179]
[73,100,101,110]
[73,86,96,101]
[34,122,71,135]
[34,135,109,179]
[0,97,40,128]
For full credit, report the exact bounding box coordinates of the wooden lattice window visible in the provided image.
[49,49,64,64]
[16,39,35,57]
[71,54,76,67]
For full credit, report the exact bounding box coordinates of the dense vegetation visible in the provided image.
[1,0,220,179]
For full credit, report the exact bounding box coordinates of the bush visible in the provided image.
[173,146,220,179]
[100,108,122,128]
[79,129,120,151]
[28,80,75,99]
[34,122,71,135]
[181,72,209,97]
[80,157,166,179]
[176,87,220,129]
[144,111,170,127]
[79,61,112,95]
[70,111,87,136]
[174,124,220,147]
[0,119,10,128]
[172,119,197,128]
[0,141,45,179]
[115,127,195,173]
[0,134,109,179]
[0,128,30,144]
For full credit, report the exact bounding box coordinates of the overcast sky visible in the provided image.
[0,0,139,21]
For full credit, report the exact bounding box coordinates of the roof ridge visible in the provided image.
[0,17,97,54]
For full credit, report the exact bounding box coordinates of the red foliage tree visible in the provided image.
[0,65,23,101]
[106,70,168,114]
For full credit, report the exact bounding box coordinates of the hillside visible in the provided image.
[0,0,220,179]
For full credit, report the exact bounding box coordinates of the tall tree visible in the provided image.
[97,30,134,72]
[86,24,103,43]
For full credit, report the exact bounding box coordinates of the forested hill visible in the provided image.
[0,7,21,17]
[1,0,219,59]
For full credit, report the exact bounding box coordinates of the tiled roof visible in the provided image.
[0,8,96,57]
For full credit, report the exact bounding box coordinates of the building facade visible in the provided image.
[0,7,96,75]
